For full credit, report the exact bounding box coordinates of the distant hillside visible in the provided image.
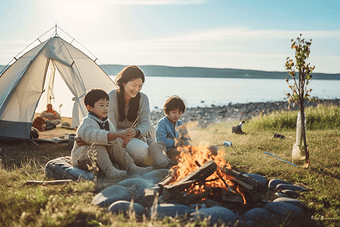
[1,64,339,80]
[100,64,340,80]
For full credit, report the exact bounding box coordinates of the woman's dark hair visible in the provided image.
[163,95,186,115]
[115,65,145,122]
[84,88,109,108]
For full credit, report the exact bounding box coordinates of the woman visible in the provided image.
[108,65,170,168]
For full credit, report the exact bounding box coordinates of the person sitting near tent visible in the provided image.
[107,65,171,169]
[71,88,153,179]
[39,104,61,126]
[155,95,192,163]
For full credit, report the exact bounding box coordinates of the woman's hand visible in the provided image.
[122,136,132,148]
[74,136,88,146]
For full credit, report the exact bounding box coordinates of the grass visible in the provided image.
[0,104,339,226]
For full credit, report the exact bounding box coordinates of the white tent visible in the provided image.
[0,33,116,139]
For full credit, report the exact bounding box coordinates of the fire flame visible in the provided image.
[169,145,246,204]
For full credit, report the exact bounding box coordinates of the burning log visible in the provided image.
[222,168,257,190]
[160,160,217,200]
[222,189,244,204]
[180,187,244,208]
[221,168,268,203]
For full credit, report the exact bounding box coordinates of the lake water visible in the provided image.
[36,76,340,117]
[142,77,339,109]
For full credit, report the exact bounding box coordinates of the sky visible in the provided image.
[0,0,339,74]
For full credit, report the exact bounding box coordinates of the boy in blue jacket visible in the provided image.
[155,95,192,162]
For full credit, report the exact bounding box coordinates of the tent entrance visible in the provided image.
[37,60,74,118]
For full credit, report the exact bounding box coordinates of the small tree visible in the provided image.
[285,34,316,167]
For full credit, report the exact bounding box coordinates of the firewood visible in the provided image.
[162,161,217,200]
[173,160,217,186]
[180,190,211,204]
[144,188,158,208]
[162,180,197,200]
[222,189,244,203]
[222,168,256,190]
[158,173,174,194]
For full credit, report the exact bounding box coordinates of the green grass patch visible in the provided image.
[0,104,339,226]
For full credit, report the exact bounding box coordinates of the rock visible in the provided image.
[244,173,268,186]
[268,179,291,189]
[118,177,154,189]
[117,178,155,203]
[275,184,308,192]
[273,197,306,210]
[195,206,236,225]
[108,200,146,216]
[242,207,273,221]
[92,185,132,207]
[281,189,300,198]
[139,169,170,185]
[150,204,193,219]
[275,192,292,198]
[263,201,303,217]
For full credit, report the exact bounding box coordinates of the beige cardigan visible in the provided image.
[71,116,115,166]
[107,89,153,139]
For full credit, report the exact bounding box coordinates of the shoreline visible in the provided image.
[149,98,340,126]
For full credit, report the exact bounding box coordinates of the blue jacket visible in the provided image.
[155,116,191,152]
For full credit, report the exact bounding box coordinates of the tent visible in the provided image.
[0,31,117,139]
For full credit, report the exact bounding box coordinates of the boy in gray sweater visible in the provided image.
[71,89,152,179]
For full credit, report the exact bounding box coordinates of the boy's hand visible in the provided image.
[175,138,185,147]
[119,129,134,140]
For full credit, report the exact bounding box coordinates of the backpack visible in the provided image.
[32,117,46,131]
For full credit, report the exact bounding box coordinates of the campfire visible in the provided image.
[157,145,267,208]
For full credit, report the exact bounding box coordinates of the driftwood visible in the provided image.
[161,160,217,200]
[25,179,74,185]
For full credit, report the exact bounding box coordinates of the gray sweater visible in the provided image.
[107,89,152,138]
